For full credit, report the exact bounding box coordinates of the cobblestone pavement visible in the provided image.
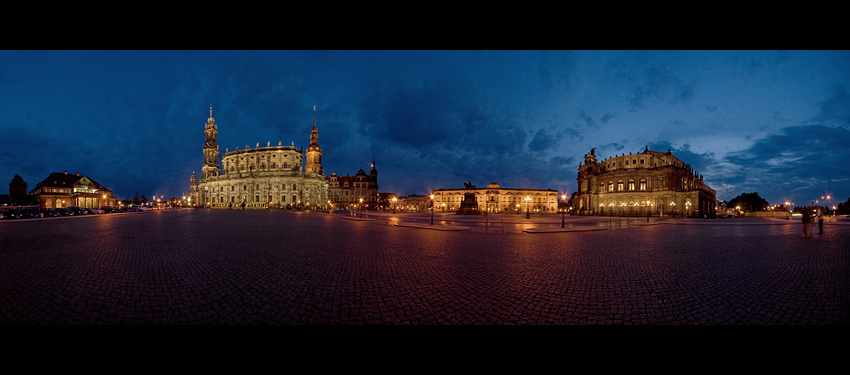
[1,210,847,324]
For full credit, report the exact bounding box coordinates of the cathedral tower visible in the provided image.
[201,105,221,181]
[305,106,324,175]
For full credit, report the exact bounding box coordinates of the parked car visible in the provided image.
[6,209,22,219]
[20,208,41,219]
[55,208,72,216]
[68,206,87,215]
[39,208,61,217]
[0,211,8,220]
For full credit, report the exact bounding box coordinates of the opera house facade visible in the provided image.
[573,147,716,218]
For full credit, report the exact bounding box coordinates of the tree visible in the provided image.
[728,192,769,212]
[9,174,27,200]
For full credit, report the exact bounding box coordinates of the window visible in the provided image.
[282,184,286,190]
[609,181,614,191]
[628,179,635,191]
[640,179,646,191]
[618,180,624,191]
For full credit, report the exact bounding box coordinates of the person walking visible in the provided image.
[816,207,824,235]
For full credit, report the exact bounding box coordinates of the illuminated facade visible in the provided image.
[573,147,716,217]
[29,171,116,209]
[327,162,379,210]
[195,106,328,209]
[432,182,558,214]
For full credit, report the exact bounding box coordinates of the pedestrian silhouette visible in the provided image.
[816,207,824,235]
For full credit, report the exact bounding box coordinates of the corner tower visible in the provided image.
[201,105,221,181]
[305,106,324,175]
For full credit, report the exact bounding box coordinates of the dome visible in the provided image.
[486,182,501,189]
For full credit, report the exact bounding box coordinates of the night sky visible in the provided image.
[2,50,848,207]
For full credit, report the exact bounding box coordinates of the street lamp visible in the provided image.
[646,200,651,222]
[392,197,397,214]
[430,194,435,225]
[359,198,363,218]
[525,195,531,219]
[561,193,567,228]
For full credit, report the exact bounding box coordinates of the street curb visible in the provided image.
[394,223,470,231]
[523,227,608,233]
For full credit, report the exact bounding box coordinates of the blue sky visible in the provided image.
[2,50,848,207]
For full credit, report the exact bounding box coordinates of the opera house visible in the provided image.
[572,147,716,218]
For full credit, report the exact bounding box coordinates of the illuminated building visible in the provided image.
[194,106,328,209]
[432,182,558,214]
[573,147,716,217]
[28,171,116,209]
[327,160,379,210]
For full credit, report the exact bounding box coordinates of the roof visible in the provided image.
[32,172,111,192]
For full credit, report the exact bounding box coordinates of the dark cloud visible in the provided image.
[816,87,850,125]
[720,125,850,202]
[627,66,697,112]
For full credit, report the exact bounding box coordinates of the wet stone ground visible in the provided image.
[1,210,847,324]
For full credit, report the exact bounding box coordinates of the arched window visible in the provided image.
[618,180,624,191]
[628,179,635,191]
[640,179,646,190]
[608,181,614,191]
[282,183,286,190]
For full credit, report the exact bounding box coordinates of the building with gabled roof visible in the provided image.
[28,171,116,209]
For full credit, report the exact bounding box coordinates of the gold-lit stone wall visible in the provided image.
[574,147,716,217]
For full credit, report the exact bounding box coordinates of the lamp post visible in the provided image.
[646,200,651,223]
[525,195,531,219]
[359,198,363,218]
[392,197,397,214]
[561,193,567,228]
[430,194,435,225]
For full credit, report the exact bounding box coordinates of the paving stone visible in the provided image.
[0,210,848,324]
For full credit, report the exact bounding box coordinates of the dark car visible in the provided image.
[20,208,41,219]
[68,206,87,216]
[39,208,61,217]
[55,208,72,216]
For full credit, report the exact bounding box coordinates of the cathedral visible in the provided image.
[191,106,329,210]
[573,147,716,218]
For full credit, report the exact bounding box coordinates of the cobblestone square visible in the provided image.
[1,210,847,324]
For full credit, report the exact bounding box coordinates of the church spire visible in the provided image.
[305,106,323,176]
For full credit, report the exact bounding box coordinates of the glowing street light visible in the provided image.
[646,200,651,222]
[392,197,397,214]
[525,195,531,219]
[359,198,363,218]
[430,194,435,225]
[561,193,567,228]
